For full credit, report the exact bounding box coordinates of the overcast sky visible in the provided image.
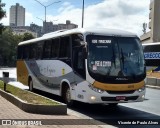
[1,0,150,36]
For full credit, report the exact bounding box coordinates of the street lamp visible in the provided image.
[82,0,84,28]
[34,0,61,33]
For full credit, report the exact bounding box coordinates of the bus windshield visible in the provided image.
[87,35,145,83]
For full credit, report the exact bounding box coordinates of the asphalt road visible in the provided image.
[33,88,160,128]
[0,68,160,127]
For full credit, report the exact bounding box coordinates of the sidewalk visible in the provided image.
[0,95,107,128]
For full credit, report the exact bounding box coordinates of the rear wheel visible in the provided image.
[29,78,33,91]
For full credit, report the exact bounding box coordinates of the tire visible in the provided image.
[29,78,33,91]
[64,87,74,107]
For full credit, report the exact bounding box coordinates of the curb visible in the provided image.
[0,89,67,115]
[146,85,160,90]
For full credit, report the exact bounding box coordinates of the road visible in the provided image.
[34,88,160,128]
[0,68,160,127]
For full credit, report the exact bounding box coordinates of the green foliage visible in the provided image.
[0,0,6,35]
[0,81,59,105]
[0,28,23,66]
[23,32,34,41]
[0,0,6,20]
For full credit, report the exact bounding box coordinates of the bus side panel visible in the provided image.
[17,60,29,85]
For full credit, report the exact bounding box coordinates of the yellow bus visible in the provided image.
[17,28,146,106]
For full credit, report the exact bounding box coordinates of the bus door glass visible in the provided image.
[72,34,85,78]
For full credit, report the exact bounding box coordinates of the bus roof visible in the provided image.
[18,28,137,46]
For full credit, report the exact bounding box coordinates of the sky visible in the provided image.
[1,0,150,36]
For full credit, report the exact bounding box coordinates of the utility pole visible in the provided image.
[34,0,61,33]
[82,0,84,28]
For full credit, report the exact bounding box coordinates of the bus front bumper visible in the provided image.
[86,89,146,104]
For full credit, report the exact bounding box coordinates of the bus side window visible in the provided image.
[36,41,44,60]
[30,44,36,59]
[17,46,23,59]
[43,40,52,59]
[59,36,71,58]
[73,47,85,78]
[23,45,30,59]
[51,38,60,58]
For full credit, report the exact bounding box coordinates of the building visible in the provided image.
[43,20,78,34]
[30,23,43,37]
[10,3,25,26]
[43,22,54,34]
[9,24,43,37]
[140,0,160,43]
[57,20,78,31]
[12,28,37,37]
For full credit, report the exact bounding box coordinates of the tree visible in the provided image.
[0,28,23,66]
[0,0,6,34]
[0,0,6,20]
[23,32,34,41]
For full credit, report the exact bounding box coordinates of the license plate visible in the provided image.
[116,96,126,100]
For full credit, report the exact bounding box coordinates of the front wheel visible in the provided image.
[64,87,74,107]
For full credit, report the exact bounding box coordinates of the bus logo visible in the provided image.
[116,78,128,80]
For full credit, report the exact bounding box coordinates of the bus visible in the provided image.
[17,28,146,106]
[143,42,160,72]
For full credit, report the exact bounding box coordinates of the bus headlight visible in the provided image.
[91,96,96,100]
[138,86,145,92]
[88,84,104,94]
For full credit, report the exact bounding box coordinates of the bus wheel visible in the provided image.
[64,87,74,107]
[29,78,33,91]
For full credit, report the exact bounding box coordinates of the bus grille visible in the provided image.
[106,90,135,95]
[101,96,139,101]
